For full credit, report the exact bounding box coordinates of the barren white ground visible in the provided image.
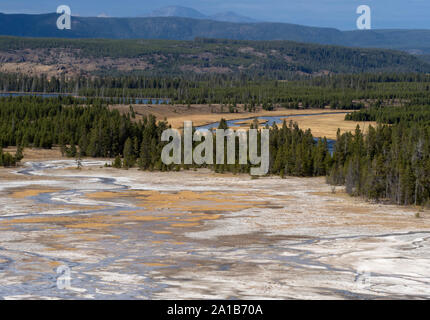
[0,160,429,299]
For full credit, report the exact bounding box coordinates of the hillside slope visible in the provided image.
[1,13,430,54]
[0,36,428,78]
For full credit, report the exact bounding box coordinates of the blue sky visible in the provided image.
[1,0,429,30]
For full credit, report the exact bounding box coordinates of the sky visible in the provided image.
[0,0,429,30]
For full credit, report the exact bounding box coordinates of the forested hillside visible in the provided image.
[1,13,430,54]
[0,37,429,78]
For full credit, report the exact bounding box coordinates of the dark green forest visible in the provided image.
[2,73,430,110]
[329,107,430,206]
[0,96,169,163]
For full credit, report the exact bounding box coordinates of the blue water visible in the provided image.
[197,112,347,131]
[118,98,170,104]
[196,112,348,152]
[0,92,68,98]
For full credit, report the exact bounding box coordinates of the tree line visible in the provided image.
[328,106,430,206]
[0,96,169,163]
[2,73,430,110]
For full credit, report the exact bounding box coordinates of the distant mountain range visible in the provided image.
[147,6,257,23]
[1,12,430,55]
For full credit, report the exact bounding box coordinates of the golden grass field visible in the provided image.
[112,104,376,140]
[283,113,376,140]
[2,147,63,161]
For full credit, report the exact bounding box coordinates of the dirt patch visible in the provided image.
[0,48,150,77]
